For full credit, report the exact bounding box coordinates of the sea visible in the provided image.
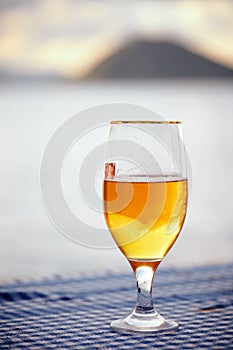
[0,79,232,279]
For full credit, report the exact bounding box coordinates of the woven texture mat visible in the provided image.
[0,264,232,349]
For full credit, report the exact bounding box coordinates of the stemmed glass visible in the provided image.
[103,120,188,333]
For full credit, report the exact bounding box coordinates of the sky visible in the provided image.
[0,0,232,79]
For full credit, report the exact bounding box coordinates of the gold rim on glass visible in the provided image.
[110,120,182,124]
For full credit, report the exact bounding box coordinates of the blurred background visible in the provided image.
[0,0,233,279]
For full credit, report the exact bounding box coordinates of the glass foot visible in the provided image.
[110,310,178,334]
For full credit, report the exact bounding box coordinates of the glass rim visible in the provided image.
[110,120,182,124]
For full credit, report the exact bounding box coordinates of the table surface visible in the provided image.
[0,263,233,349]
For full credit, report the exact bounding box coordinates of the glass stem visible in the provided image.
[134,266,156,315]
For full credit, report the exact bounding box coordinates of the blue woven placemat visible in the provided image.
[0,263,232,349]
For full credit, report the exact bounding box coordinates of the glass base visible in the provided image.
[110,310,178,334]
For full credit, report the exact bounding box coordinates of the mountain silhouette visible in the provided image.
[86,41,233,79]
